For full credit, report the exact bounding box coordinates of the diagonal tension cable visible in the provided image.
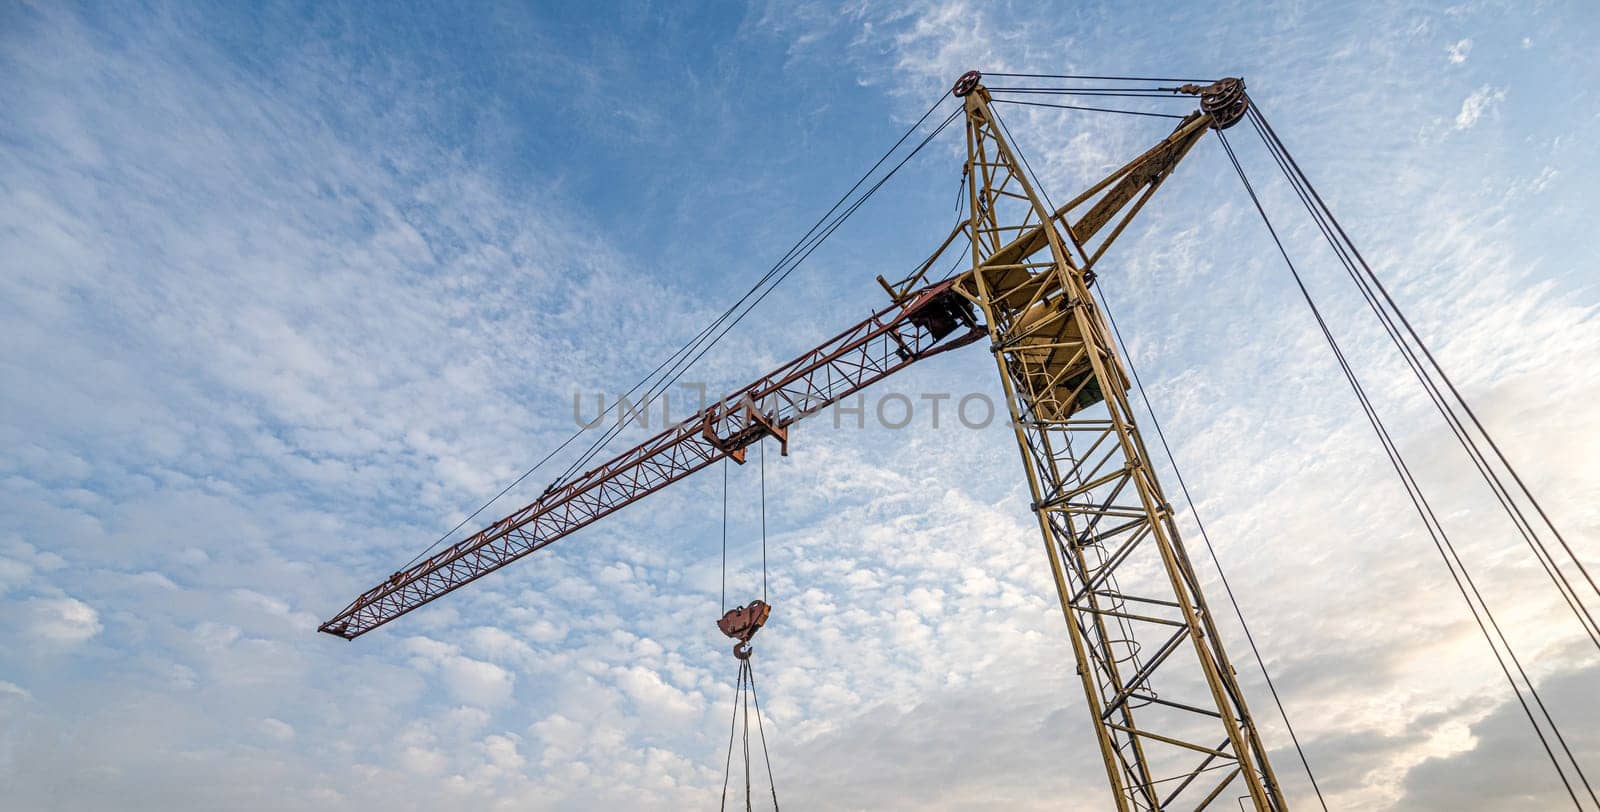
[990,98,1188,120]
[747,660,780,810]
[545,105,964,498]
[983,72,1217,83]
[720,660,746,810]
[546,104,959,488]
[1243,100,1600,651]
[985,87,1194,99]
[397,89,958,571]
[1217,127,1595,810]
[1097,284,1329,811]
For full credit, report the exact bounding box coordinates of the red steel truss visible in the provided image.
[319,279,982,639]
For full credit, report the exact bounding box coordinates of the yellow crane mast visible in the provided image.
[948,73,1282,810]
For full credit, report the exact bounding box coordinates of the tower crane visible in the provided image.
[321,72,1284,810]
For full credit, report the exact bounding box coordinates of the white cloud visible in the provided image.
[1447,38,1472,63]
[440,656,515,707]
[191,621,240,650]
[596,562,633,585]
[463,626,536,663]
[0,558,31,595]
[1455,85,1506,130]
[610,665,704,727]
[529,712,586,763]
[23,596,100,645]
[259,717,295,742]
[407,637,517,707]
[480,732,524,771]
[1527,165,1559,194]
[400,745,448,775]
[127,570,179,590]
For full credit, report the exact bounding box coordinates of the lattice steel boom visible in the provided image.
[319,280,982,638]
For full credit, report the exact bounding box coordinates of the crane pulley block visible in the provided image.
[702,395,789,464]
[1177,77,1248,130]
[718,599,771,659]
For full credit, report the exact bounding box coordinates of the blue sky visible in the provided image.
[3,1,1599,809]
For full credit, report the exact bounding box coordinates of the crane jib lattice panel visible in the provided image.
[319,281,982,639]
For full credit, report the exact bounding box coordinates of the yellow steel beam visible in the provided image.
[951,79,1288,811]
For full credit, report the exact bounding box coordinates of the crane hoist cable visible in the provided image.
[1242,100,1600,653]
[719,439,773,613]
[717,437,773,652]
[760,436,768,603]
[721,456,729,614]
[720,654,779,811]
[718,437,778,810]
[392,89,959,573]
[1217,126,1598,810]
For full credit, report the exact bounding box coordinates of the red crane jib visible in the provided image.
[318,280,982,639]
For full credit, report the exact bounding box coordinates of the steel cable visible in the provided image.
[991,98,1188,120]
[720,661,745,811]
[984,72,1217,83]
[720,659,780,811]
[395,89,957,571]
[722,456,729,614]
[546,106,960,488]
[748,660,781,810]
[1218,127,1594,809]
[547,106,963,494]
[986,87,1193,99]
[1098,283,1329,810]
[760,438,768,604]
[1243,101,1600,651]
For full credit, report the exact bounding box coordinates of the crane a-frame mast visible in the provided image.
[937,74,1286,810]
[322,71,1288,810]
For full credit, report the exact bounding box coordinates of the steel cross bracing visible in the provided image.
[947,84,1287,810]
[319,282,982,638]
